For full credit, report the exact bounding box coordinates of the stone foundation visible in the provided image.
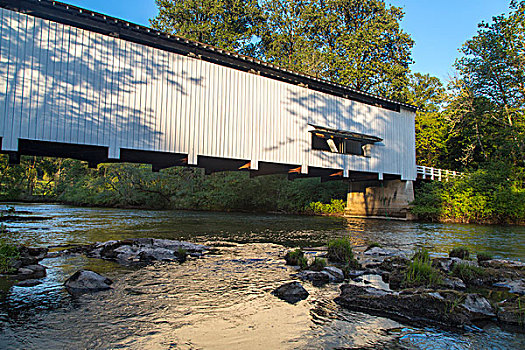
[345,180,415,219]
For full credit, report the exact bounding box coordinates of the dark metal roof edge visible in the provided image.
[1,0,418,113]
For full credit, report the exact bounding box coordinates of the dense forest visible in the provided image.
[1,0,524,223]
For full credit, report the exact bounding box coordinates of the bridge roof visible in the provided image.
[2,0,417,113]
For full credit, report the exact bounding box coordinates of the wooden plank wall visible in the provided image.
[0,8,417,180]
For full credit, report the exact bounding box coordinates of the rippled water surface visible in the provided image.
[1,203,524,349]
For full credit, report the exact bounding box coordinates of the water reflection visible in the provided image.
[2,203,524,260]
[0,203,524,349]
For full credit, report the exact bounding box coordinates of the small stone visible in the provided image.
[323,267,344,283]
[18,268,34,275]
[441,277,466,290]
[428,292,444,300]
[432,258,456,273]
[493,280,525,295]
[346,270,365,279]
[461,294,495,318]
[272,281,309,303]
[364,247,390,256]
[297,270,330,286]
[15,279,42,287]
[65,270,113,295]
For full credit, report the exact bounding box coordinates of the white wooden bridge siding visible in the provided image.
[0,8,417,180]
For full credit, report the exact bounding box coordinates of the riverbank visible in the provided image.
[411,166,525,225]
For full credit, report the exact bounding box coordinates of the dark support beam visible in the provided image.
[250,161,301,177]
[198,156,251,174]
[120,148,187,171]
[17,139,109,164]
[7,152,20,165]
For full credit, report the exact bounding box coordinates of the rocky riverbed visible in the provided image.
[1,238,210,293]
[3,238,524,330]
[274,244,525,330]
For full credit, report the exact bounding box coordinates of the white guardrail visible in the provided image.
[416,165,463,182]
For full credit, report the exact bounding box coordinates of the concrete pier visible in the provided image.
[345,180,415,219]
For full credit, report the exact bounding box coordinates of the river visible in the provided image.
[0,203,524,349]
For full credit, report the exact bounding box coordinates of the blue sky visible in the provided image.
[65,0,512,82]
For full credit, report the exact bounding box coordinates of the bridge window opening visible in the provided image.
[309,125,382,157]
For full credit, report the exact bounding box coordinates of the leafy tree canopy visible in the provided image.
[455,0,525,167]
[151,0,414,100]
[150,0,263,55]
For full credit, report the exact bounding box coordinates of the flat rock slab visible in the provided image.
[481,259,525,270]
[335,284,494,328]
[493,279,525,295]
[15,279,42,287]
[87,238,209,265]
[272,281,309,304]
[65,270,113,295]
[323,266,345,283]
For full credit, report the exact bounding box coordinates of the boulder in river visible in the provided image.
[323,266,345,283]
[15,279,42,287]
[15,264,47,279]
[272,281,309,304]
[65,270,113,295]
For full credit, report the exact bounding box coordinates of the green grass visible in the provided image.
[175,247,188,262]
[403,248,442,287]
[449,247,470,259]
[284,249,309,269]
[412,248,431,262]
[309,257,327,271]
[476,252,493,263]
[327,238,354,263]
[450,262,485,282]
[308,199,346,214]
[0,241,20,274]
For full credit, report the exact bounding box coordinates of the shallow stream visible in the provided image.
[1,203,524,349]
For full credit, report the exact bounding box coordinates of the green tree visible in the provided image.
[257,0,323,75]
[455,0,525,167]
[150,0,263,55]
[259,0,413,100]
[405,73,449,167]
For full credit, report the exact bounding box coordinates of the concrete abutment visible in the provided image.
[345,180,416,220]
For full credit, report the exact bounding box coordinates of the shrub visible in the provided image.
[297,256,309,270]
[308,199,346,214]
[284,249,305,265]
[0,241,20,274]
[476,252,493,263]
[327,238,354,263]
[450,262,485,283]
[309,257,327,271]
[403,248,442,287]
[449,247,470,260]
[411,165,525,224]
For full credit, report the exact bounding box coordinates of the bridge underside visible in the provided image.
[1,136,416,219]
[1,137,391,182]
